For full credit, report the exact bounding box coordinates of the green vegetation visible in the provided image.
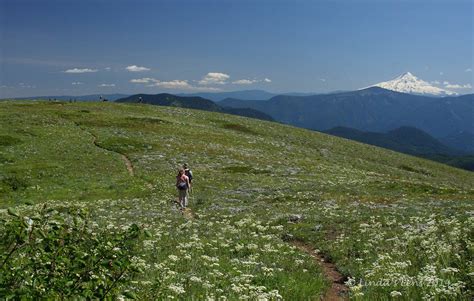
[0,100,473,300]
[1,205,147,299]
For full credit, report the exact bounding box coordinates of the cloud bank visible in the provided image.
[443,81,472,89]
[199,72,230,85]
[126,65,151,72]
[232,78,272,85]
[130,72,270,90]
[64,68,98,73]
[130,78,155,84]
[232,79,258,85]
[130,78,220,91]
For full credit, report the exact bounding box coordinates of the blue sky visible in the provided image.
[0,0,472,97]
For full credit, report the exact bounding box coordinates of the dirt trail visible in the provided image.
[172,199,195,219]
[74,122,134,176]
[182,207,195,219]
[291,240,349,301]
[120,154,134,176]
[89,131,135,176]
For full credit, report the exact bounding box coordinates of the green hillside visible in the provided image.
[1,100,473,300]
[323,126,474,171]
[116,93,274,121]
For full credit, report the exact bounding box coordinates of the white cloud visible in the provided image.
[431,80,440,85]
[151,80,191,89]
[130,78,155,84]
[72,82,83,85]
[320,78,326,82]
[19,83,36,88]
[189,86,222,92]
[126,65,151,72]
[150,80,221,91]
[98,83,116,87]
[445,83,472,89]
[104,67,111,71]
[133,77,220,91]
[439,72,444,76]
[232,79,258,85]
[465,68,472,72]
[443,81,472,89]
[198,72,230,85]
[232,77,272,85]
[64,68,98,73]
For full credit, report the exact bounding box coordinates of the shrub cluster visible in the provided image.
[0,205,148,299]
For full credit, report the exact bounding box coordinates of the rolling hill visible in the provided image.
[220,87,474,140]
[178,90,321,101]
[324,126,461,156]
[115,93,273,121]
[324,126,474,171]
[7,93,129,102]
[1,100,472,300]
[178,89,277,101]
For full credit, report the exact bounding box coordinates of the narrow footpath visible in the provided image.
[291,240,349,301]
[74,122,135,176]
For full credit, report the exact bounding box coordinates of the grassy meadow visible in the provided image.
[1,100,473,300]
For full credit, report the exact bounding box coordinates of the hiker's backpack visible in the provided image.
[185,169,193,182]
[177,181,187,190]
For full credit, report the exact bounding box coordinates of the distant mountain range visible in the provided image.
[220,87,474,141]
[178,90,277,101]
[369,72,456,96]
[115,93,273,121]
[178,90,321,102]
[324,126,474,171]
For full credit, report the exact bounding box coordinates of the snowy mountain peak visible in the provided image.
[370,72,457,96]
[396,72,416,80]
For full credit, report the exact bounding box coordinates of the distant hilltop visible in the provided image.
[115,93,274,122]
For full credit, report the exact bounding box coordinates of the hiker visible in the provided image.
[183,163,193,190]
[176,168,190,209]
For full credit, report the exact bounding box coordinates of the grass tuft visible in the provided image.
[0,135,22,146]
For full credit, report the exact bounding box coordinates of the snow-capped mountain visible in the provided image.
[370,72,457,96]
